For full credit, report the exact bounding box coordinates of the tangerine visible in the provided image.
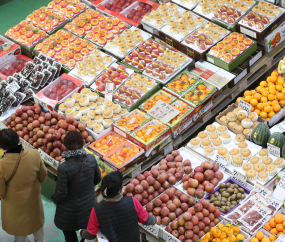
[277,93,285,100]
[254,109,261,115]
[260,111,267,118]
[250,98,258,106]
[269,112,276,118]
[244,90,252,96]
[277,224,284,232]
[256,232,264,240]
[275,213,284,224]
[260,81,267,87]
[268,94,275,101]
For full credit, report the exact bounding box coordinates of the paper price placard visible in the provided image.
[105,83,114,101]
[277,233,285,242]
[147,101,180,124]
[233,169,247,186]
[214,155,227,171]
[276,121,285,133]
[238,99,252,114]
[267,143,280,157]
[6,81,20,94]
[166,234,180,242]
[139,224,159,237]
[164,142,173,156]
[272,173,285,200]
[131,165,141,178]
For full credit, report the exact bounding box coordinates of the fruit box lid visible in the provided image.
[164,70,202,97]
[139,89,177,113]
[89,131,127,157]
[113,109,152,134]
[103,140,145,169]
[130,119,170,145]
[35,74,84,107]
[180,80,217,108]
[167,100,194,127]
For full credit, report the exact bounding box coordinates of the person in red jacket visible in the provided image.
[79,171,157,242]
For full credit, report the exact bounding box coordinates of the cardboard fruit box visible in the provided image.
[129,119,171,150]
[215,103,267,140]
[162,70,201,98]
[103,140,145,172]
[206,40,257,72]
[112,109,152,139]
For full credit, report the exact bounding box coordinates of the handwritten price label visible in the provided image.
[148,101,180,124]
[277,233,285,242]
[267,143,280,157]
[214,155,228,171]
[105,83,114,101]
[233,169,247,186]
[139,224,159,237]
[238,99,252,114]
[276,121,285,133]
[272,172,285,200]
[38,148,54,165]
[166,234,180,242]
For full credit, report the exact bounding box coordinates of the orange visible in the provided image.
[278,232,283,237]
[221,239,229,242]
[265,223,272,231]
[269,89,276,95]
[262,238,270,242]
[280,100,285,106]
[254,109,261,115]
[271,76,278,83]
[276,85,283,91]
[277,93,285,100]
[268,101,272,106]
[236,97,243,103]
[260,111,267,118]
[251,238,258,242]
[244,90,252,96]
[206,232,213,241]
[236,235,244,241]
[275,213,284,224]
[260,87,267,93]
[251,90,257,95]
[283,229,285,234]
[276,224,284,232]
[260,81,267,87]
[274,104,281,112]
[231,225,239,233]
[256,86,263,92]
[269,235,276,241]
[268,94,275,101]
[282,88,285,95]
[244,96,252,103]
[277,77,285,85]
[250,98,258,106]
[257,103,265,110]
[262,91,269,97]
[271,228,278,235]
[272,71,279,77]
[254,93,262,100]
[269,112,276,118]
[264,105,272,113]
[256,232,264,240]
[251,106,255,112]
[272,100,279,105]
[267,76,272,82]
[270,218,277,228]
[269,84,276,89]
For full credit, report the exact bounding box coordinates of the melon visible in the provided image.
[252,123,270,146]
[268,132,285,149]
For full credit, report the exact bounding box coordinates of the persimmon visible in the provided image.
[264,223,272,231]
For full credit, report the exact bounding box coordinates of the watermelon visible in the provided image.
[268,132,285,149]
[252,123,271,146]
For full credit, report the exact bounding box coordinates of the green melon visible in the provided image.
[268,132,285,149]
[252,123,271,146]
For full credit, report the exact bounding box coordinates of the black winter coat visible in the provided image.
[53,154,101,231]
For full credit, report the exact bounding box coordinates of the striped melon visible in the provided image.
[252,123,271,146]
[268,132,285,149]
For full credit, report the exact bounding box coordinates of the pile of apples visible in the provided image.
[182,161,224,199]
[165,199,221,241]
[4,104,94,161]
[146,187,195,226]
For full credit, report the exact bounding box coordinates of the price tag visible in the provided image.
[164,142,173,156]
[105,83,114,101]
[267,143,280,157]
[276,234,285,242]
[131,165,141,178]
[6,81,20,94]
[238,99,252,114]
[276,121,285,133]
[38,148,54,165]
[148,101,180,124]
[272,172,285,200]
[214,154,228,171]
[233,169,247,186]
[166,234,180,242]
[139,224,159,237]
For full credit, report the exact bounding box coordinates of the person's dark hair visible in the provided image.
[64,131,84,150]
[100,171,123,198]
[0,129,20,150]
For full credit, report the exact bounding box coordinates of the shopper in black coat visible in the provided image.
[52,131,101,242]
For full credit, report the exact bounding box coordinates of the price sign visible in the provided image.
[233,169,247,186]
[164,142,173,156]
[139,224,159,237]
[148,101,180,124]
[267,143,280,157]
[166,234,180,242]
[238,99,252,114]
[104,83,114,101]
[214,154,228,171]
[131,165,141,178]
[277,233,285,242]
[38,148,55,166]
[276,121,285,133]
[6,81,20,94]
[272,172,285,200]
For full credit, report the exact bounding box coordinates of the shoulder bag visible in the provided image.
[69,155,86,185]
[6,149,24,184]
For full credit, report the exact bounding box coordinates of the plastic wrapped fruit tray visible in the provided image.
[47,0,87,19]
[34,29,97,71]
[171,0,199,10]
[167,100,194,127]
[96,0,137,17]
[204,178,251,215]
[103,140,145,171]
[181,81,216,108]
[182,23,230,54]
[103,26,152,59]
[238,5,284,33]
[5,22,48,50]
[208,33,255,63]
[25,7,67,34]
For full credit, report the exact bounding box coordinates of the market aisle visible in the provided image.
[0,0,52,36]
[0,173,66,242]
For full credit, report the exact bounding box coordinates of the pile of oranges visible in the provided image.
[201,223,244,242]
[166,74,197,95]
[109,144,142,167]
[117,112,147,132]
[90,133,125,155]
[136,124,165,143]
[143,92,172,112]
[237,71,283,120]
[264,213,285,237]
[169,103,189,124]
[184,83,214,105]
[251,231,276,242]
